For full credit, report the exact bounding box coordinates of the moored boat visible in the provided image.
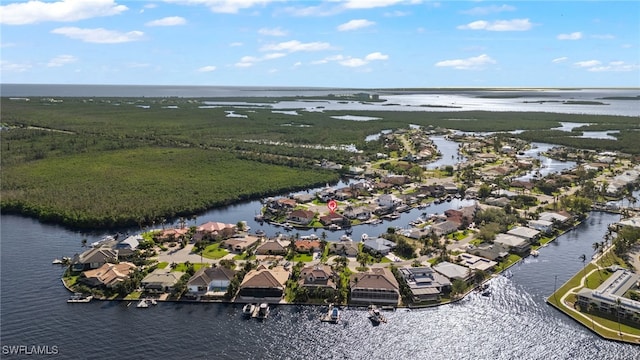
[368,305,387,324]
[253,303,270,319]
[242,303,256,317]
[136,299,149,308]
[67,293,93,303]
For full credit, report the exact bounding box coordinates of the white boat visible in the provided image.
[67,293,93,303]
[361,233,369,241]
[330,307,340,323]
[340,235,352,242]
[368,305,387,324]
[328,224,341,231]
[242,303,256,317]
[136,299,149,308]
[149,299,158,306]
[531,250,539,257]
[254,303,270,319]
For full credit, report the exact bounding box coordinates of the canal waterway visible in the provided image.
[1,211,638,359]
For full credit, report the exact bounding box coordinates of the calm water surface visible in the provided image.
[1,211,639,359]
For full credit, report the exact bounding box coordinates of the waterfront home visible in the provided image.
[115,235,141,257]
[237,265,289,302]
[343,206,373,221]
[363,237,396,256]
[186,266,236,299]
[442,182,459,194]
[456,253,497,272]
[433,261,472,282]
[292,193,315,203]
[382,175,410,186]
[528,219,554,234]
[538,211,571,226]
[615,216,640,230]
[328,241,359,257]
[399,266,451,303]
[287,209,315,225]
[299,264,337,293]
[494,234,531,256]
[71,247,118,272]
[158,227,189,242]
[377,194,400,208]
[255,239,287,256]
[222,235,260,253]
[576,269,640,321]
[319,212,349,227]
[80,262,136,288]
[466,243,509,262]
[349,268,400,306]
[196,221,236,240]
[507,226,541,244]
[485,197,511,208]
[431,220,460,237]
[141,269,184,294]
[294,239,321,254]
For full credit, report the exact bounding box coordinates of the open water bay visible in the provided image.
[1,212,638,359]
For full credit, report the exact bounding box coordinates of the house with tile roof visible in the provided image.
[299,264,336,292]
[399,266,451,302]
[187,266,237,298]
[363,237,396,255]
[80,262,137,288]
[141,268,185,294]
[71,247,118,272]
[255,239,288,255]
[237,265,290,301]
[433,261,472,282]
[350,268,400,306]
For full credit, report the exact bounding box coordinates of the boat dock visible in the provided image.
[320,304,340,323]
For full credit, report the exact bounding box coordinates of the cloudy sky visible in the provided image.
[1,0,638,87]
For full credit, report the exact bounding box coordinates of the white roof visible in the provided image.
[507,226,540,239]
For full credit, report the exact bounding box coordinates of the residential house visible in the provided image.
[382,175,409,186]
[528,219,554,234]
[442,182,459,194]
[494,234,531,255]
[299,264,337,292]
[507,226,541,243]
[363,238,396,255]
[466,243,509,262]
[158,227,189,242]
[288,209,315,226]
[80,262,137,288]
[328,241,359,257]
[115,235,141,257]
[292,193,315,203]
[237,265,290,301]
[319,212,349,227]
[71,247,118,272]
[343,206,373,221]
[431,220,460,237]
[377,194,400,208]
[194,221,236,241]
[186,266,237,298]
[222,235,260,253]
[295,239,322,254]
[350,268,400,306]
[456,253,497,272]
[433,261,472,282]
[255,239,288,256]
[141,269,184,294]
[485,197,511,208]
[538,211,571,226]
[399,266,451,302]
[335,187,354,200]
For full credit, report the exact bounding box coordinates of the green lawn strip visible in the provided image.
[293,253,313,262]
[201,243,229,260]
[495,254,522,272]
[124,291,142,300]
[171,263,207,272]
[233,253,256,261]
[156,261,169,269]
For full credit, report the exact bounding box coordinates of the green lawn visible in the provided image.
[233,252,256,261]
[156,261,169,269]
[293,253,313,262]
[495,254,522,272]
[171,262,207,272]
[201,243,229,260]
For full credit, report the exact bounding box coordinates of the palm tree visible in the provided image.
[579,254,588,287]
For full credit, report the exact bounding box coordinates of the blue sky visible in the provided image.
[1,0,639,87]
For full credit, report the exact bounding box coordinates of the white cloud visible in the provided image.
[46,54,78,67]
[145,16,186,26]
[165,0,276,14]
[621,44,633,49]
[457,19,532,31]
[574,60,601,68]
[280,4,341,17]
[293,62,302,67]
[311,55,345,65]
[234,53,286,67]
[462,4,515,16]
[384,10,410,17]
[365,52,388,61]
[258,27,288,36]
[0,60,32,72]
[435,54,496,70]
[230,42,243,47]
[342,0,416,9]
[572,60,638,72]
[340,58,368,67]
[197,65,217,72]
[260,40,332,52]
[552,57,568,63]
[51,27,144,43]
[337,19,375,31]
[557,32,582,40]
[0,0,127,25]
